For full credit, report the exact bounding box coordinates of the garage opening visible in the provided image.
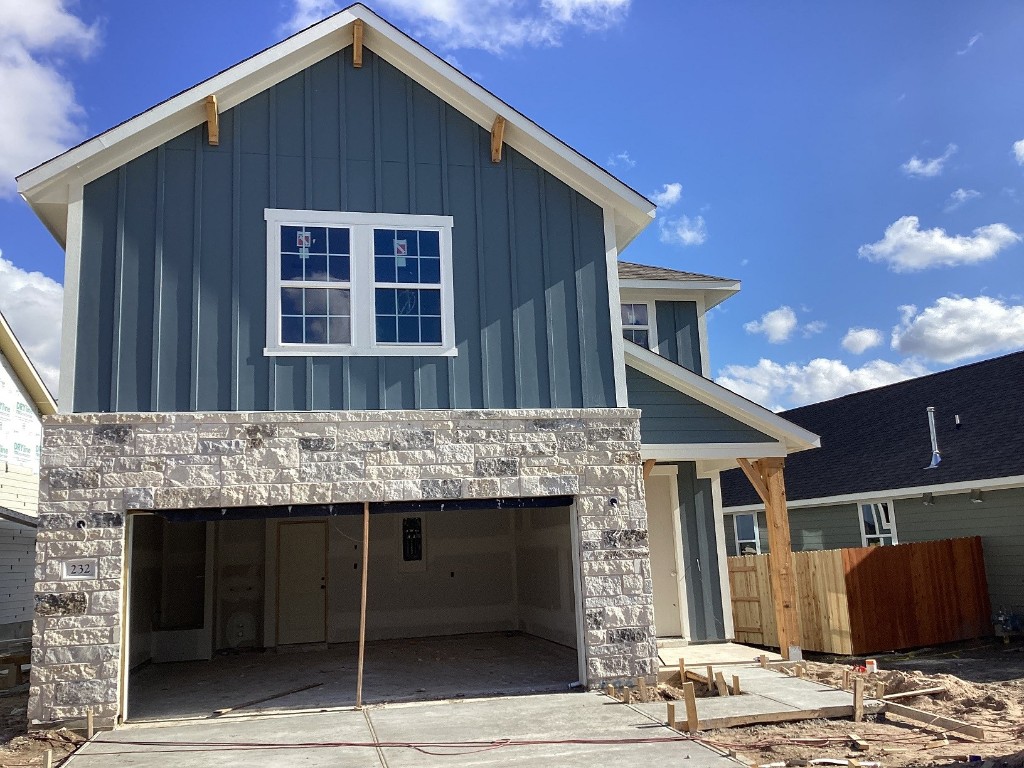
[123,498,581,722]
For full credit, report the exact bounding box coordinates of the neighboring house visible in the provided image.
[721,351,1024,617]
[0,311,56,641]
[17,4,817,727]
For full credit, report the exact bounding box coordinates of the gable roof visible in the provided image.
[618,261,735,283]
[624,342,820,454]
[17,3,654,251]
[721,351,1024,507]
[0,311,56,416]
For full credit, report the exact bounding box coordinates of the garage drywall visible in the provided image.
[514,507,576,647]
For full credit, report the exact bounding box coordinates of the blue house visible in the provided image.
[18,4,817,727]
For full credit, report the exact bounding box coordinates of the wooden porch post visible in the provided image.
[737,457,801,660]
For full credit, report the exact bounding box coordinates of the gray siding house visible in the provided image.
[722,351,1024,619]
[18,4,817,728]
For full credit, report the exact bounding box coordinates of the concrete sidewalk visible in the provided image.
[64,692,742,767]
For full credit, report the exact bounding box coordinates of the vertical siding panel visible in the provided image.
[575,196,615,406]
[310,54,344,409]
[189,131,204,410]
[159,139,196,411]
[196,112,234,410]
[538,176,557,407]
[512,160,549,408]
[655,301,701,373]
[150,147,165,409]
[338,52,351,410]
[267,88,278,409]
[231,109,242,410]
[236,93,271,411]
[542,177,583,407]
[505,151,522,407]
[77,171,120,412]
[273,73,308,409]
[304,68,315,409]
[117,152,158,411]
[109,167,127,410]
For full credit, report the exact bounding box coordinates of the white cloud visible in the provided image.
[650,182,682,209]
[956,32,982,55]
[858,215,1020,272]
[841,327,883,355]
[658,214,707,247]
[716,357,929,411]
[284,0,631,52]
[891,296,1024,364]
[944,187,980,212]
[802,320,826,338]
[0,253,63,392]
[0,0,99,197]
[743,306,798,344]
[901,143,957,178]
[1014,139,1024,166]
[607,150,635,168]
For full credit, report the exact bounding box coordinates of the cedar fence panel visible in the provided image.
[727,537,990,655]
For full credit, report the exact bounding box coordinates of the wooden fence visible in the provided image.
[728,537,992,656]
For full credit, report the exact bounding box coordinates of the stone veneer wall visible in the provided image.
[31,408,656,727]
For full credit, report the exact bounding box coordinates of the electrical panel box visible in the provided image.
[402,516,423,562]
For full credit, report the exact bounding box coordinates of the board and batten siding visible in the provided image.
[654,301,701,374]
[626,367,774,445]
[724,503,862,556]
[895,487,1024,613]
[74,48,616,413]
[0,518,35,628]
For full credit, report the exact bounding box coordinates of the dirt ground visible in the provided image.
[690,639,1024,768]
[0,688,82,768]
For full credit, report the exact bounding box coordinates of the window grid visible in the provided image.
[860,501,897,546]
[373,228,443,346]
[279,225,352,347]
[621,302,652,349]
[733,512,761,555]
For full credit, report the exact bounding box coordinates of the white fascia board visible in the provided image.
[625,342,820,452]
[722,474,1024,513]
[641,442,787,461]
[617,280,741,309]
[18,4,654,252]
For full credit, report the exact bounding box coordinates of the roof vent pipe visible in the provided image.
[925,406,941,469]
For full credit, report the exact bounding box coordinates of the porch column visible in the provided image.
[737,457,800,660]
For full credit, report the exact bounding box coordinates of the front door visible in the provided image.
[645,471,685,637]
[277,521,327,644]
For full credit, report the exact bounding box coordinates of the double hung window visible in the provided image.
[621,303,653,348]
[859,501,897,546]
[733,513,761,554]
[265,211,455,357]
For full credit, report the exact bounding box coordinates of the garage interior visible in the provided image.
[123,498,581,722]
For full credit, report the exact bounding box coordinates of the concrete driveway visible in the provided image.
[65,692,741,767]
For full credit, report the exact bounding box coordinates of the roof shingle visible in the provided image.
[617,260,735,283]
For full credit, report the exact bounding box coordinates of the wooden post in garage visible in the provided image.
[737,457,800,660]
[355,501,370,708]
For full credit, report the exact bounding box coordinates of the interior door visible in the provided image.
[277,521,327,644]
[645,473,684,637]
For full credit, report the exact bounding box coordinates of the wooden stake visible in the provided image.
[706,665,714,693]
[732,674,741,695]
[44,749,52,768]
[875,681,886,699]
[204,95,219,146]
[352,19,364,68]
[606,684,615,697]
[678,658,686,681]
[714,671,729,697]
[666,701,676,728]
[355,501,370,709]
[682,682,699,732]
[490,115,506,163]
[637,677,648,702]
[87,707,94,739]
[795,664,806,679]
[843,669,851,689]
[853,677,864,722]
[759,654,769,669]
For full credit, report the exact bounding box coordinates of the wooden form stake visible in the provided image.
[666,701,676,728]
[714,671,729,697]
[732,674,741,695]
[204,95,219,146]
[355,501,370,708]
[853,677,865,722]
[352,19,364,68]
[44,750,52,768]
[491,115,506,163]
[682,682,699,731]
[87,708,94,739]
[738,457,800,660]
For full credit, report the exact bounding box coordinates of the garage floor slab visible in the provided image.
[64,692,741,768]
[128,632,577,722]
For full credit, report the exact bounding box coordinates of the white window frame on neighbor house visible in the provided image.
[264,210,457,357]
[858,500,898,547]
[733,512,761,554]
[621,300,657,350]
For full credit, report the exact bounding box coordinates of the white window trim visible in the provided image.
[264,209,457,357]
[857,499,899,547]
[732,512,761,555]
[621,300,657,350]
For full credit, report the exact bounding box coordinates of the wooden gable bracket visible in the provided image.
[491,115,506,163]
[204,95,219,146]
[737,456,801,662]
[352,19,364,68]
[642,459,657,481]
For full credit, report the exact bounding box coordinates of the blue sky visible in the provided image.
[1,0,1023,408]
